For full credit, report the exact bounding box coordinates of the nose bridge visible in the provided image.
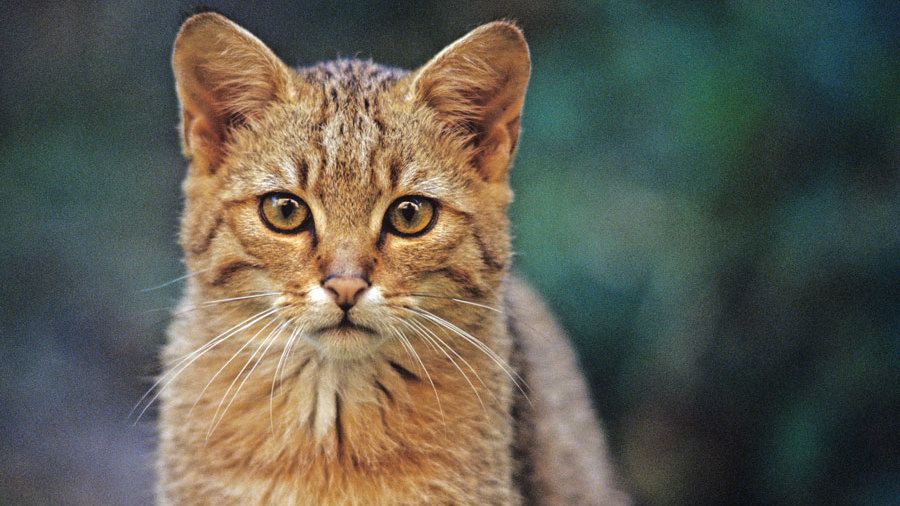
[318,230,372,278]
[318,229,373,311]
[314,171,378,278]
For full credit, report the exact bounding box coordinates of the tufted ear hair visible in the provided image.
[172,12,297,172]
[412,22,531,183]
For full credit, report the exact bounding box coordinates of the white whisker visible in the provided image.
[399,314,485,411]
[130,307,279,423]
[270,320,305,435]
[408,293,502,313]
[187,314,281,419]
[387,321,445,425]
[448,298,502,313]
[139,267,212,293]
[410,307,530,404]
[167,292,282,317]
[207,318,290,440]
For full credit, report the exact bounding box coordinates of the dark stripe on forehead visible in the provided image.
[316,84,331,127]
[368,145,379,186]
[370,96,385,134]
[365,104,385,186]
[389,161,401,190]
[307,85,331,190]
[294,155,308,188]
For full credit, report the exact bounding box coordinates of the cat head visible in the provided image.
[172,13,530,359]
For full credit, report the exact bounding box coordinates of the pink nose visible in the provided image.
[322,275,369,310]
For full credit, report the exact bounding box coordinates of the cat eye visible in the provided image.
[259,193,311,233]
[385,196,437,237]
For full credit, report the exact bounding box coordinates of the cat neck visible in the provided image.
[162,287,514,472]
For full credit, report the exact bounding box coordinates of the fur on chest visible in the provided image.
[157,324,516,504]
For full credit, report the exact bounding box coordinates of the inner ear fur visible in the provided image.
[172,12,297,171]
[412,21,531,182]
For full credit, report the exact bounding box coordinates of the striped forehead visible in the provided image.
[302,62,397,215]
[311,104,380,190]
[281,61,395,228]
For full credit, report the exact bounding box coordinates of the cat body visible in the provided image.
[156,13,627,505]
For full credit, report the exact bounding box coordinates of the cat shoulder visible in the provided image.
[505,273,630,504]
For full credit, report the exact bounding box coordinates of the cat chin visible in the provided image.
[310,326,386,361]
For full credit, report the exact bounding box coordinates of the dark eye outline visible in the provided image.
[258,192,312,234]
[384,196,439,238]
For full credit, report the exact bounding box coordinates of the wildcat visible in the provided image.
[155,12,628,505]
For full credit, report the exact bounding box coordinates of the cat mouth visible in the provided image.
[320,316,374,335]
[312,316,382,359]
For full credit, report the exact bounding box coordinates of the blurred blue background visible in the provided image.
[1,1,897,504]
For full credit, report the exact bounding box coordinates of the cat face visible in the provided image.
[173,13,529,359]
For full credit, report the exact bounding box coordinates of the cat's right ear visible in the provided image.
[172,13,297,172]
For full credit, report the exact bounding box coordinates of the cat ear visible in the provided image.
[172,13,297,170]
[412,22,531,182]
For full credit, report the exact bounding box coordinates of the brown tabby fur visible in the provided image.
[156,12,628,505]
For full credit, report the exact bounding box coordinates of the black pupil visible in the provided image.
[277,198,296,219]
[399,201,419,223]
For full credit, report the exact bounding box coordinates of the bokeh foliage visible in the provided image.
[0,1,897,504]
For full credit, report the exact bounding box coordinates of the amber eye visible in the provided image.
[259,193,311,233]
[386,196,437,237]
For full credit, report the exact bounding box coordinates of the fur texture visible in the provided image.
[156,12,628,505]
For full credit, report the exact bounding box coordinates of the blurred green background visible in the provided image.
[1,1,897,504]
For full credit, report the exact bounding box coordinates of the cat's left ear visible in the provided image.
[412,22,531,182]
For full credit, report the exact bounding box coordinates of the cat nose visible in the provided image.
[322,275,370,311]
